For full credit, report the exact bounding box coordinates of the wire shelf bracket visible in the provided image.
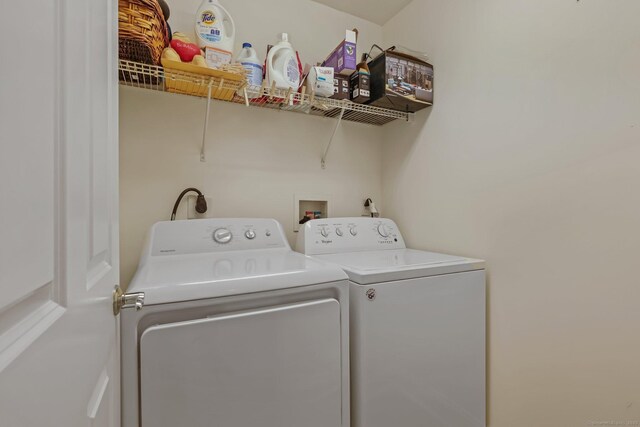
[201,81,214,162]
[321,107,346,170]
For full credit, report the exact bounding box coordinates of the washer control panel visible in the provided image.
[296,217,406,255]
[150,218,288,257]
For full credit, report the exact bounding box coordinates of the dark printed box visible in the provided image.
[331,74,350,99]
[350,72,370,103]
[368,49,433,112]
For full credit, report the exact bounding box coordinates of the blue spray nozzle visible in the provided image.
[242,42,252,48]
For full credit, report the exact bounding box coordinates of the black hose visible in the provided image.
[171,188,207,221]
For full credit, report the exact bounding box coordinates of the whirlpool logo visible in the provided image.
[201,11,216,26]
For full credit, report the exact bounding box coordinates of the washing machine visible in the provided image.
[296,217,486,427]
[121,218,350,427]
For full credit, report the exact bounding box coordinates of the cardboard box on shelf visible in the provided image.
[350,72,370,103]
[368,49,433,112]
[322,30,358,76]
[204,46,232,69]
[331,74,350,99]
[306,66,334,97]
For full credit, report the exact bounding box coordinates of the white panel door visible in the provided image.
[0,0,120,426]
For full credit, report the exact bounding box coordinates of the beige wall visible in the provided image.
[120,0,385,286]
[382,0,640,426]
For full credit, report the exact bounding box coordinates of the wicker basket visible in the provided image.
[161,59,247,101]
[118,0,169,65]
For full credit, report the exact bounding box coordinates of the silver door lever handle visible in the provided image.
[113,286,145,315]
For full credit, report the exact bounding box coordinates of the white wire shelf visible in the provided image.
[118,60,412,126]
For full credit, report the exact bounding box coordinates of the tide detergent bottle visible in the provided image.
[195,0,236,68]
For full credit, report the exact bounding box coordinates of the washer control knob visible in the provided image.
[349,226,358,236]
[335,227,343,237]
[377,224,390,238]
[213,228,232,244]
[245,229,256,240]
[320,226,329,238]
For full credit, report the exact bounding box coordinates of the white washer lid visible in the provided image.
[313,248,485,285]
[128,248,348,305]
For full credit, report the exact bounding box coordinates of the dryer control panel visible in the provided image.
[296,217,406,255]
[147,218,288,258]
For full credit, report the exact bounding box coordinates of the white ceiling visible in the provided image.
[311,0,412,25]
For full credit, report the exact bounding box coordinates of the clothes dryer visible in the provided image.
[121,218,350,427]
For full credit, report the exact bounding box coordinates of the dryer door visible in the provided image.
[139,298,343,427]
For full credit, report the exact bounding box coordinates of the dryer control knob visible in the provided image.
[335,227,344,237]
[244,229,256,240]
[213,228,233,244]
[377,224,390,238]
[350,226,358,236]
[320,227,329,238]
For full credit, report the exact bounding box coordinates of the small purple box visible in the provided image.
[322,30,358,76]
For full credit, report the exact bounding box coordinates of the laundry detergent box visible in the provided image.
[306,66,334,97]
[368,48,434,112]
[322,30,357,76]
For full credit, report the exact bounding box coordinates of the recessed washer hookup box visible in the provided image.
[368,49,434,112]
